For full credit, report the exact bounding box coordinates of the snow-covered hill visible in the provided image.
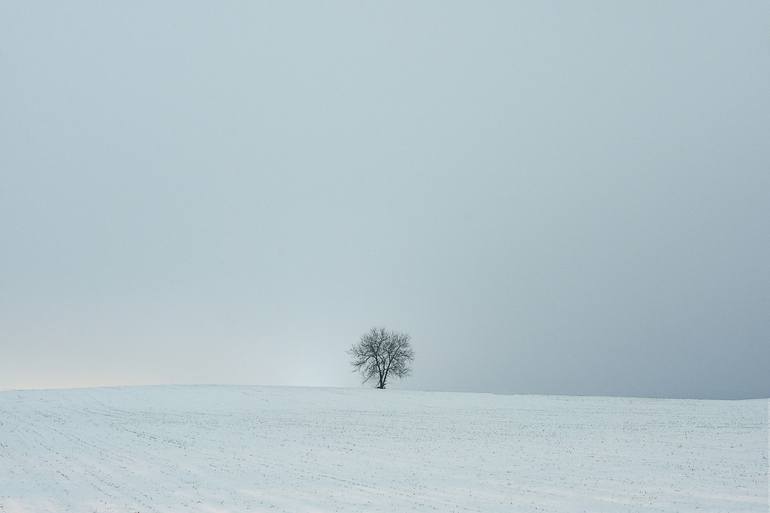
[0,385,766,512]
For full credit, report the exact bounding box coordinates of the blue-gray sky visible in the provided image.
[1,1,768,398]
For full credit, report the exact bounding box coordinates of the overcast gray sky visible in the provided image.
[1,1,768,398]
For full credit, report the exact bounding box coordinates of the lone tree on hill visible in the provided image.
[349,327,415,389]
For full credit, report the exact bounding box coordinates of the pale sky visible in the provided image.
[1,1,768,398]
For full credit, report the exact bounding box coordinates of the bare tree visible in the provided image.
[349,327,415,389]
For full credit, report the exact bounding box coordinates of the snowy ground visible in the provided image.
[0,386,766,513]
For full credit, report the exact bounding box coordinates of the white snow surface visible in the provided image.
[0,385,766,513]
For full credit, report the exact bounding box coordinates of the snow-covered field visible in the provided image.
[0,386,766,513]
